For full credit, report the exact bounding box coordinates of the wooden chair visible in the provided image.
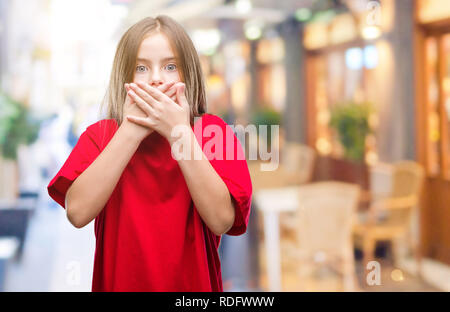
[278,143,316,234]
[248,143,317,261]
[280,143,316,185]
[248,142,316,191]
[353,161,425,273]
[282,182,360,291]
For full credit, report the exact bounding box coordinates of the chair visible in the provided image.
[278,143,316,234]
[248,143,317,274]
[282,181,360,291]
[280,143,316,185]
[353,161,425,272]
[248,142,316,191]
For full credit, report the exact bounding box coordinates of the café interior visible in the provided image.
[1,0,450,292]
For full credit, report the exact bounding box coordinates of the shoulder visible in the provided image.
[86,119,118,134]
[84,119,118,150]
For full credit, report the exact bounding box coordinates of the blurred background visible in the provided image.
[0,0,449,292]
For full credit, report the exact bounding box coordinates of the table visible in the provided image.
[254,186,300,292]
[255,185,371,292]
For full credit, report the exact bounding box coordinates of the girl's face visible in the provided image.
[133,33,181,86]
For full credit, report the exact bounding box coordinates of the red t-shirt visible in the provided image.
[47,113,252,292]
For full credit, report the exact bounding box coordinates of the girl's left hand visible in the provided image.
[126,81,191,143]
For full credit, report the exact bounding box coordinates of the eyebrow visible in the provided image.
[136,57,177,64]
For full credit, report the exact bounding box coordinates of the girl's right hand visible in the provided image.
[121,81,177,142]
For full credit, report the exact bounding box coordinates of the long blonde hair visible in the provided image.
[101,15,207,126]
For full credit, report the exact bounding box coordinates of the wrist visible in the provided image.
[117,121,145,146]
[167,125,193,146]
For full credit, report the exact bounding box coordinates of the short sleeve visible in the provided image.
[47,122,104,209]
[195,114,253,236]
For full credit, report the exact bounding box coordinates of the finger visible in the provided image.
[135,82,175,102]
[124,84,131,100]
[124,86,134,106]
[125,84,139,105]
[166,88,177,102]
[165,86,177,98]
[136,81,168,103]
[176,83,189,109]
[128,89,156,116]
[130,83,160,109]
[126,115,154,128]
[126,94,134,106]
[157,81,176,93]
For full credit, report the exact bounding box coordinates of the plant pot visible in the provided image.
[312,155,369,190]
[0,156,19,201]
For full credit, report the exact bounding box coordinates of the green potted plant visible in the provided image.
[0,91,41,259]
[250,105,281,151]
[329,101,374,162]
[0,91,41,200]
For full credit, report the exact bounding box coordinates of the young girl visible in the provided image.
[47,15,252,292]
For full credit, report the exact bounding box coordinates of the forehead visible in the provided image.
[137,33,176,60]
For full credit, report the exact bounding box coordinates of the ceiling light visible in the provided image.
[235,0,252,15]
[361,25,381,40]
[191,29,221,55]
[245,25,262,40]
[244,20,264,41]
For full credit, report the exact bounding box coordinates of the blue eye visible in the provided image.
[165,64,177,71]
[136,65,147,72]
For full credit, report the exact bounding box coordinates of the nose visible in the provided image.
[150,79,163,87]
[149,70,164,87]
